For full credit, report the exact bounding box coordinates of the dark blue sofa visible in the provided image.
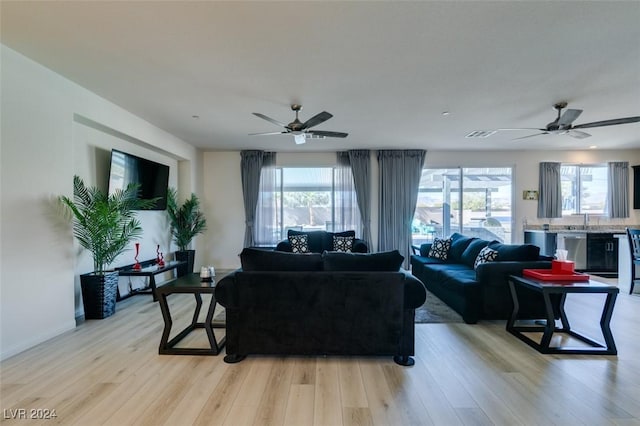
[216,248,426,365]
[411,233,556,324]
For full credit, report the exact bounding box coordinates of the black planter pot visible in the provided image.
[175,250,195,277]
[80,271,119,319]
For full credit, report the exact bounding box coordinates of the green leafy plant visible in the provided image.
[60,175,156,274]
[166,188,207,251]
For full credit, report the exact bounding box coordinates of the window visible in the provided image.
[561,164,607,215]
[254,167,360,246]
[413,167,513,245]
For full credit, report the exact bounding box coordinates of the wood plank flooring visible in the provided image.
[1,278,639,425]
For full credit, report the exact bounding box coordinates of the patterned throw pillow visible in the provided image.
[428,237,452,260]
[289,234,310,253]
[474,246,498,269]
[333,235,355,252]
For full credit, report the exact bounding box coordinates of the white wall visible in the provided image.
[0,45,201,360]
[203,149,640,270]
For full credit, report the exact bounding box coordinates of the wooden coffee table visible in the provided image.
[507,275,618,355]
[156,273,226,355]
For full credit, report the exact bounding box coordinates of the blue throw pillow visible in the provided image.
[448,233,476,263]
[460,239,491,268]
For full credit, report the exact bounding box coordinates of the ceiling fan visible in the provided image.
[250,104,348,144]
[494,102,640,140]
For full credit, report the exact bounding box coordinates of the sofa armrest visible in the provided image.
[214,269,241,307]
[400,269,427,309]
[475,260,552,287]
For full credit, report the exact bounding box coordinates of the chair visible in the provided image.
[626,228,640,294]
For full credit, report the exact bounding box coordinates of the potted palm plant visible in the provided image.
[60,175,155,319]
[166,188,207,276]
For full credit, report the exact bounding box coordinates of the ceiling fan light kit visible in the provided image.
[251,104,348,145]
[482,102,640,140]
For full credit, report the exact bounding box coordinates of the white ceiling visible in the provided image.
[2,1,640,152]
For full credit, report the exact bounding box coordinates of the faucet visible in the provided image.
[583,213,589,229]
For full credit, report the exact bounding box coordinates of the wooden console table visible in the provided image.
[117,259,186,302]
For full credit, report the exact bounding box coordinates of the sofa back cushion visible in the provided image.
[448,233,476,263]
[287,230,356,253]
[240,248,323,271]
[460,239,491,268]
[322,250,404,271]
[488,241,540,261]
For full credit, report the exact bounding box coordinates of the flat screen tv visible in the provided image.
[108,149,170,210]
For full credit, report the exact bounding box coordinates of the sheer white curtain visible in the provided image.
[335,153,361,235]
[254,153,278,246]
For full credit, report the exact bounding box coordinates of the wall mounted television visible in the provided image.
[108,149,170,210]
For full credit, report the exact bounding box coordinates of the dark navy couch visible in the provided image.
[411,233,556,324]
[215,248,426,366]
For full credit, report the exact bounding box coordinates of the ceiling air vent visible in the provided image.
[465,130,496,138]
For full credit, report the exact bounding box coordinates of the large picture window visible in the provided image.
[254,167,360,246]
[561,164,607,215]
[413,167,513,245]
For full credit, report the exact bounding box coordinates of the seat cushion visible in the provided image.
[240,248,323,271]
[323,250,404,271]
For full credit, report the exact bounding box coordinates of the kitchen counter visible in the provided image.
[525,228,628,234]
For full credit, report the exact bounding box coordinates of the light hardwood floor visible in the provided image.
[1,278,639,425]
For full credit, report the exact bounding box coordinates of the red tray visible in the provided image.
[523,269,590,281]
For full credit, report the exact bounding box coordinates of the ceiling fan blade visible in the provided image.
[307,130,349,138]
[558,109,583,126]
[294,134,306,145]
[512,132,548,141]
[252,112,287,128]
[496,128,547,132]
[249,131,287,136]
[300,111,333,130]
[568,130,591,139]
[573,116,640,129]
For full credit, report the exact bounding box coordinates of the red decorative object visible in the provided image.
[156,244,165,267]
[133,242,142,270]
[523,269,589,281]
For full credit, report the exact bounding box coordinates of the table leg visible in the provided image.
[148,275,159,302]
[204,294,224,355]
[600,292,618,354]
[158,293,173,353]
[557,293,570,331]
[506,279,520,331]
[192,293,203,326]
[540,292,556,350]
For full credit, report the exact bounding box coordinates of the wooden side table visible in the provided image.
[507,275,618,355]
[156,273,226,356]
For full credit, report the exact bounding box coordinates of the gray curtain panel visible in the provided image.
[335,152,361,235]
[607,161,629,218]
[240,150,276,247]
[538,162,562,218]
[377,150,426,268]
[348,150,372,246]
